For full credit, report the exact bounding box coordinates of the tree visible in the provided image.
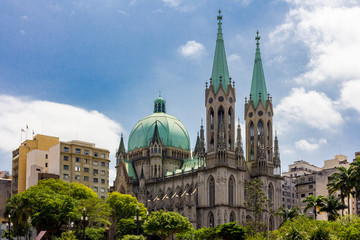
[143,210,192,240]
[244,178,270,234]
[327,166,354,214]
[107,192,147,238]
[320,195,346,221]
[193,227,217,240]
[303,195,325,220]
[276,206,300,226]
[215,222,246,240]
[350,156,360,214]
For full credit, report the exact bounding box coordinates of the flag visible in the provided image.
[26,124,29,129]
[21,129,25,133]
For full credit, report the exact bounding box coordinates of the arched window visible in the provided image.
[209,176,215,207]
[228,176,234,206]
[209,212,215,228]
[230,211,236,222]
[218,107,224,128]
[158,104,161,112]
[228,137,231,150]
[158,165,161,177]
[154,165,157,177]
[151,165,153,178]
[161,103,164,112]
[210,108,214,131]
[250,121,254,143]
[210,138,214,151]
[268,183,274,206]
[269,216,274,231]
[228,108,232,130]
[257,120,264,137]
[267,121,271,142]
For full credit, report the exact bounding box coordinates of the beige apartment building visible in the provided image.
[49,140,110,199]
[11,134,60,195]
[295,155,351,220]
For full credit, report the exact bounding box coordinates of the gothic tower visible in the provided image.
[205,10,236,168]
[244,32,274,176]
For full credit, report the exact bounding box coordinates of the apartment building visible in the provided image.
[11,134,59,195]
[281,176,297,209]
[49,140,110,199]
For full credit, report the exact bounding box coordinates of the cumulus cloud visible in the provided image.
[295,138,327,151]
[275,88,343,130]
[270,1,360,86]
[178,40,205,59]
[162,0,182,7]
[0,95,122,183]
[339,79,360,112]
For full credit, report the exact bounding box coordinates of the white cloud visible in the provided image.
[295,137,327,151]
[20,15,28,20]
[339,79,360,112]
[118,9,129,16]
[162,0,182,7]
[275,87,343,131]
[0,95,122,183]
[19,30,25,35]
[270,1,360,85]
[178,40,205,59]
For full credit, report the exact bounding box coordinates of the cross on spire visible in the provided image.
[159,90,161,97]
[255,30,260,47]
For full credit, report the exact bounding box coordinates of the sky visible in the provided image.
[1,0,360,184]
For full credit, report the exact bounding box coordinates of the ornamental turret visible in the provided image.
[116,134,126,166]
[273,131,281,176]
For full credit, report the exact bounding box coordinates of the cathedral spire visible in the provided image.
[250,31,268,108]
[211,9,230,94]
[273,131,281,176]
[117,133,126,155]
[151,122,162,144]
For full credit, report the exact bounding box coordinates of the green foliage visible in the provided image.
[215,222,245,240]
[332,215,360,240]
[320,195,346,221]
[302,195,325,220]
[143,210,192,240]
[244,178,270,235]
[85,227,106,240]
[122,235,146,240]
[57,231,77,240]
[116,218,136,238]
[193,227,217,240]
[176,228,196,240]
[309,224,331,240]
[276,206,299,226]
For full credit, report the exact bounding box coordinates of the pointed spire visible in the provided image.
[117,133,126,155]
[140,165,145,179]
[194,133,200,156]
[151,121,162,144]
[250,31,268,108]
[211,9,230,94]
[273,130,281,175]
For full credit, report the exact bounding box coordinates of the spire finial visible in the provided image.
[201,118,203,126]
[217,9,222,25]
[159,90,161,97]
[255,31,260,47]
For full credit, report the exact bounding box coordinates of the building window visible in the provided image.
[64,147,69,152]
[228,176,234,206]
[94,161,99,166]
[301,194,305,198]
[93,178,98,183]
[93,187,98,192]
[75,175,80,180]
[75,166,81,171]
[309,185,313,189]
[209,176,215,207]
[230,211,235,222]
[309,177,313,182]
[45,163,48,167]
[101,153,106,158]
[84,167,89,173]
[101,170,105,176]
[101,187,105,193]
[45,154,48,159]
[84,176,89,181]
[94,152,99,157]
[101,196,105,200]
[84,159,89,164]
[93,169,98,175]
[63,174,69,179]
[309,193,313,196]
[75,157,80,163]
[101,162,105,167]
[75,148,81,154]
[63,156,69,161]
[209,212,214,228]
[63,165,69,170]
[101,179,105,184]
[84,150,89,155]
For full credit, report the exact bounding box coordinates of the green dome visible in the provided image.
[128,112,191,151]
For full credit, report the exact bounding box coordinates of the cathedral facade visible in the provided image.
[113,11,282,230]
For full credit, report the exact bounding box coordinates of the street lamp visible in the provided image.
[7,214,11,240]
[81,207,88,240]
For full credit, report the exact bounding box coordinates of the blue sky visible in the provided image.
[1,0,360,182]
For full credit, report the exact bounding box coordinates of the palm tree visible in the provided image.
[276,206,300,226]
[303,195,325,220]
[320,195,347,221]
[350,156,360,214]
[327,166,354,214]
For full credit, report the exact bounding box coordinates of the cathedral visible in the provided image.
[113,10,282,229]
